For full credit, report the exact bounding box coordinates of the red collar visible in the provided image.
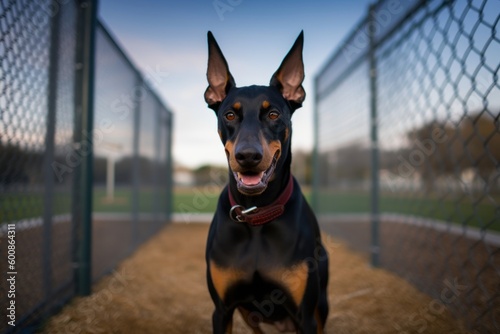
[228,174,294,226]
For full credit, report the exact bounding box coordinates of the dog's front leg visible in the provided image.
[298,318,319,334]
[290,308,323,334]
[212,307,234,334]
[296,273,324,334]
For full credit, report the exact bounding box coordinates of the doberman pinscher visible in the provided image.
[204,31,329,333]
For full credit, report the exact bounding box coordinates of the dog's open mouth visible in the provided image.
[232,153,279,195]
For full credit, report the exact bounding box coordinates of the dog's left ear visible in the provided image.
[205,31,236,111]
[270,31,305,111]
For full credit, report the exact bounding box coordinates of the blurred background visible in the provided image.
[0,0,499,333]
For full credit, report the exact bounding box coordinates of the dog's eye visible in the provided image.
[225,112,236,121]
[268,111,280,120]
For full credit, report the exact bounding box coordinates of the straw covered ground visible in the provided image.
[43,223,469,333]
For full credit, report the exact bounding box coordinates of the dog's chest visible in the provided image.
[210,217,312,274]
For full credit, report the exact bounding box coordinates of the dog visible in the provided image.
[204,31,329,333]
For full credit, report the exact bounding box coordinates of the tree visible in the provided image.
[193,164,228,186]
[459,112,500,180]
[405,110,500,185]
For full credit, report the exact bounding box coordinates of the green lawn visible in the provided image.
[174,191,219,214]
[316,190,499,231]
[93,187,220,214]
[100,188,499,232]
[92,188,168,214]
[1,187,498,232]
[0,190,71,222]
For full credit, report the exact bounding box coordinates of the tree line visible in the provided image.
[317,111,500,188]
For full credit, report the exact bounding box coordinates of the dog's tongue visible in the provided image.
[240,173,263,186]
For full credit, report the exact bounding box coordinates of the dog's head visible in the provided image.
[204,31,305,196]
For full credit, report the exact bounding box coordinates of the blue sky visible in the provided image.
[99,0,374,168]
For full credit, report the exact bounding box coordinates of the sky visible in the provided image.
[99,0,374,168]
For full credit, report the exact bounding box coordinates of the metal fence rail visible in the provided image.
[314,0,499,332]
[0,1,173,332]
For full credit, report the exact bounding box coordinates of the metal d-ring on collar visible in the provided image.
[229,205,258,222]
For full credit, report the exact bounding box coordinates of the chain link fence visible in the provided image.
[314,0,499,332]
[0,1,173,332]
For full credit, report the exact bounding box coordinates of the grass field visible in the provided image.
[316,191,499,231]
[1,186,498,231]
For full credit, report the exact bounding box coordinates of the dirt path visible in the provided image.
[42,223,469,333]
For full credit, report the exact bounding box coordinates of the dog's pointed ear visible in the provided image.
[270,31,305,111]
[205,31,236,111]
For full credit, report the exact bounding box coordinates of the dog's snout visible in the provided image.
[235,146,263,168]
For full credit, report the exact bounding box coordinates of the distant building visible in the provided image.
[174,164,195,186]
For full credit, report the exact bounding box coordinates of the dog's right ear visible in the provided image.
[205,31,236,111]
[270,31,305,112]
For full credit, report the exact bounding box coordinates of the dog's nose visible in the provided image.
[235,146,263,168]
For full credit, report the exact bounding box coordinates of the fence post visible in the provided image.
[312,77,320,212]
[42,0,62,304]
[154,101,161,227]
[131,75,142,249]
[74,0,98,296]
[368,4,380,267]
[165,112,174,223]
